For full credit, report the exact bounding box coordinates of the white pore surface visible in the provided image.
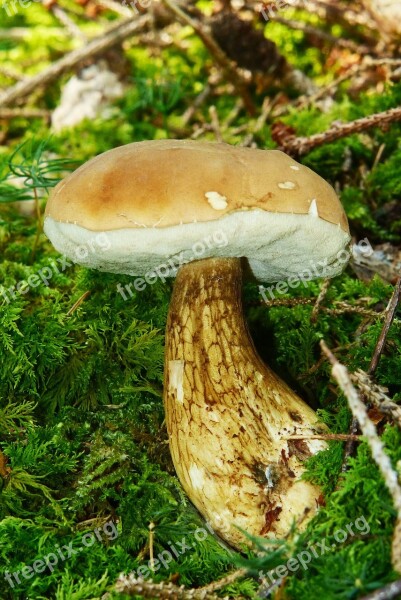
[44,210,351,282]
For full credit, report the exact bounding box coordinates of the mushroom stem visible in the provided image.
[164,257,327,548]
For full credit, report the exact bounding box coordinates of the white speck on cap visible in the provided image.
[278,181,296,190]
[290,165,300,171]
[308,199,319,217]
[205,191,228,210]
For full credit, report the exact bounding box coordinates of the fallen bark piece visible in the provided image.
[51,60,124,132]
[351,242,401,284]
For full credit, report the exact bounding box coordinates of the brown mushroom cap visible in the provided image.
[44,139,351,282]
[46,139,348,231]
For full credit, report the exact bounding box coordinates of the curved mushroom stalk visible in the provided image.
[164,257,327,549]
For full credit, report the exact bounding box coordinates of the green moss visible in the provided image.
[1,6,401,598]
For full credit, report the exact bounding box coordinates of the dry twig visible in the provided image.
[209,105,223,142]
[342,277,401,471]
[115,575,226,599]
[42,0,88,42]
[161,0,255,114]
[320,340,401,573]
[0,108,50,119]
[198,569,247,594]
[94,0,133,17]
[352,370,401,429]
[311,278,331,322]
[284,0,378,31]
[369,276,401,374]
[0,15,151,108]
[182,85,212,126]
[259,295,382,319]
[279,106,401,156]
[268,14,371,54]
[284,433,361,442]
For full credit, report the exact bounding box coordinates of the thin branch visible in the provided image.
[311,278,331,322]
[0,65,25,82]
[0,108,50,119]
[352,370,401,429]
[209,105,223,142]
[115,575,225,599]
[320,340,401,573]
[181,84,212,126]
[198,569,247,594]
[342,277,401,470]
[94,0,133,18]
[283,0,378,31]
[42,0,88,42]
[259,295,382,319]
[279,106,401,156]
[66,291,91,316]
[369,276,401,374]
[284,433,361,442]
[161,0,255,114]
[268,14,371,54]
[0,15,151,108]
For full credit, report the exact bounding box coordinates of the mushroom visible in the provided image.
[44,140,350,549]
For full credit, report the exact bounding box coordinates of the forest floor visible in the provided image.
[0,1,401,599]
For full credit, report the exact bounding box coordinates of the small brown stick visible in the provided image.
[94,0,133,17]
[324,306,380,319]
[259,295,382,319]
[369,276,401,374]
[222,98,243,130]
[359,579,401,600]
[0,15,151,108]
[320,340,401,573]
[284,0,378,31]
[352,370,401,429]
[364,57,401,67]
[279,106,401,156]
[0,108,50,119]
[67,291,91,316]
[241,95,275,146]
[271,64,360,119]
[260,297,315,308]
[343,276,401,469]
[209,105,223,142]
[198,569,247,594]
[311,278,331,322]
[115,575,225,599]
[148,522,155,571]
[284,433,361,442]
[268,14,371,54]
[43,1,88,42]
[161,0,255,115]
[182,85,212,126]
[0,65,25,82]
[300,342,356,378]
[0,28,33,40]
